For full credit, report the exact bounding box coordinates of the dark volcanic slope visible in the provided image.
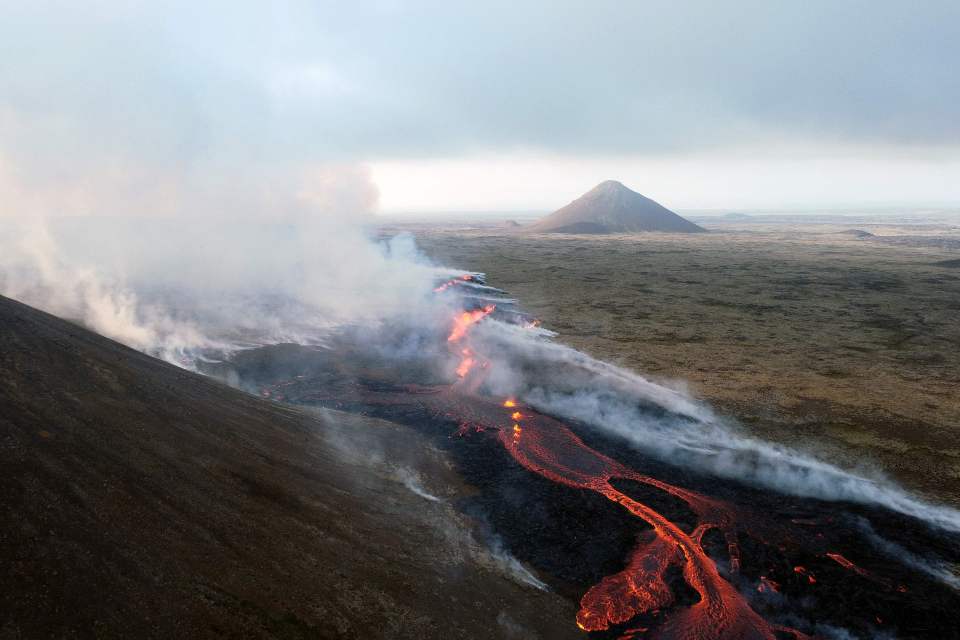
[0,295,577,639]
[526,180,705,233]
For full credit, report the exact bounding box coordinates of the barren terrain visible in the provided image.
[413,221,960,506]
[0,295,577,639]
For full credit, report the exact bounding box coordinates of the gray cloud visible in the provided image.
[1,0,957,207]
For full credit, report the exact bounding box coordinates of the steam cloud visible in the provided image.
[470,319,960,534]
[0,165,448,367]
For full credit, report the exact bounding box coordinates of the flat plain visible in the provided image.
[413,220,960,507]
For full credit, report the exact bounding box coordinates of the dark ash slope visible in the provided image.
[0,295,576,639]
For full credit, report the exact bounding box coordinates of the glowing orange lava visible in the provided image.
[793,566,817,584]
[489,398,807,640]
[826,552,871,578]
[433,273,477,293]
[441,304,808,639]
[757,576,780,593]
[455,348,476,378]
[447,304,495,343]
[826,552,854,569]
[444,303,495,386]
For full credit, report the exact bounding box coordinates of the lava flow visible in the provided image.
[239,276,960,639]
[491,398,804,640]
[439,293,806,639]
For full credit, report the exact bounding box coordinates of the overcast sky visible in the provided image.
[1,1,958,215]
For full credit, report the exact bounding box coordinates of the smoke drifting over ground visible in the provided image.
[469,319,960,535]
[0,166,446,366]
[3,195,960,544]
[0,220,207,359]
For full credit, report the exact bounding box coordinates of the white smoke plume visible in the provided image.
[854,516,960,590]
[0,219,218,365]
[1,19,447,362]
[482,535,549,592]
[393,467,442,503]
[0,165,450,367]
[468,316,960,534]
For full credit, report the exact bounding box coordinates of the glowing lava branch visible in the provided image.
[432,276,490,380]
[455,348,476,378]
[793,566,817,584]
[492,398,807,640]
[577,533,679,630]
[757,576,781,594]
[826,552,871,578]
[433,273,477,293]
[447,304,495,343]
[436,288,806,639]
[444,303,496,385]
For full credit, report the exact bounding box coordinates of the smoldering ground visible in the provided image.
[312,407,549,593]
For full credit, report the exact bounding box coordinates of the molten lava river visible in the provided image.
[226,274,960,640]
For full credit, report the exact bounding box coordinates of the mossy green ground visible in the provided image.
[415,222,960,506]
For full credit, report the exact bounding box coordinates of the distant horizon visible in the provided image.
[377,203,960,220]
[3,3,959,221]
[371,150,960,216]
